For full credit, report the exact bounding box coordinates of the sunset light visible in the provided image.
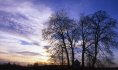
[0,0,118,70]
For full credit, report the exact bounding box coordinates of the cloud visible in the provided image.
[0,31,50,65]
[0,0,52,36]
[0,51,7,54]
[0,0,52,65]
[16,51,42,56]
[19,40,40,46]
[0,31,49,55]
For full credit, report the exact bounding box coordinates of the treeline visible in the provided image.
[0,63,68,70]
[42,10,118,68]
[1,63,118,70]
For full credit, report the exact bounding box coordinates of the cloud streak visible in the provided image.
[0,0,52,36]
[16,51,42,56]
[0,0,52,65]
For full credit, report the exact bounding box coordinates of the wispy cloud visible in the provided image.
[0,0,52,64]
[16,51,42,56]
[0,0,52,36]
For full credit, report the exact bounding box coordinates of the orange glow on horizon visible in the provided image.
[0,49,51,66]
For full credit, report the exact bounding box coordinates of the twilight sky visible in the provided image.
[0,0,118,65]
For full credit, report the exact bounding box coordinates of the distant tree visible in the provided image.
[33,62,40,67]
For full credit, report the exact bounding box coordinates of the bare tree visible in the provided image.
[78,15,92,67]
[65,23,79,65]
[42,11,77,67]
[80,10,118,67]
[47,42,65,65]
[42,10,118,68]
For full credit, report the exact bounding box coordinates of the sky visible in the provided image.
[0,0,118,66]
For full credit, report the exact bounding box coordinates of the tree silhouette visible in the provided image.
[78,14,92,67]
[79,10,118,67]
[42,11,77,67]
[42,10,118,68]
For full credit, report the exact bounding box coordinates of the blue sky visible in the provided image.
[34,0,118,19]
[0,0,118,66]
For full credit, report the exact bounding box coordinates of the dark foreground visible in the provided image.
[0,64,118,70]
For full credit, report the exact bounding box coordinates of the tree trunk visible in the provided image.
[82,42,85,68]
[71,47,74,65]
[64,47,70,66]
[66,31,75,65]
[92,31,99,68]
[92,43,98,67]
[81,22,85,68]
[61,47,64,65]
[61,34,70,67]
